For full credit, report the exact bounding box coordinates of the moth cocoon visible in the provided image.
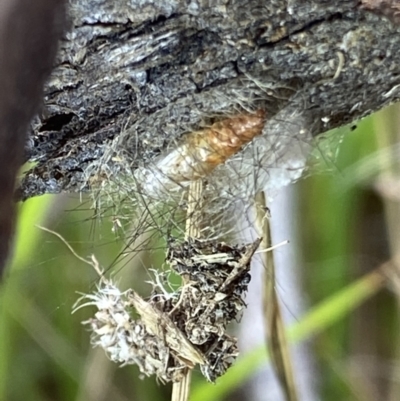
[86,105,311,243]
[136,110,266,197]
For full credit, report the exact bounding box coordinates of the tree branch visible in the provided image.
[19,0,400,200]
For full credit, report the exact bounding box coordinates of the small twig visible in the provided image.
[171,179,203,401]
[219,238,261,292]
[131,291,206,366]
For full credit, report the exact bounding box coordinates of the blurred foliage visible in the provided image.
[1,104,400,401]
[300,104,400,401]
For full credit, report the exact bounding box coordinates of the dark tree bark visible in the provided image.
[0,0,65,275]
[19,0,400,200]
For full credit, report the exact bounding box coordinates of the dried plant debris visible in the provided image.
[74,237,261,383]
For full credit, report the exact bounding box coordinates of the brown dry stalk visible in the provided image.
[185,180,204,239]
[255,191,299,401]
[172,179,204,401]
[0,0,65,276]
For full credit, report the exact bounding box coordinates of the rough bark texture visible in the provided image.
[19,0,400,200]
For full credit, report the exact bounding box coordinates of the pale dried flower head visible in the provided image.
[74,237,261,383]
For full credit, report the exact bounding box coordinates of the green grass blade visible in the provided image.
[191,268,385,401]
[0,195,55,399]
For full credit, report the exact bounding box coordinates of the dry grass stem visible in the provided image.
[171,369,191,401]
[255,191,299,401]
[172,179,204,401]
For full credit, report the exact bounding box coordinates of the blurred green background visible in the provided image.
[1,104,400,401]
